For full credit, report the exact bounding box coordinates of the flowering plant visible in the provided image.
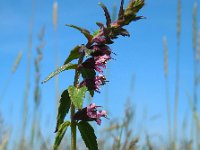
[42,0,144,149]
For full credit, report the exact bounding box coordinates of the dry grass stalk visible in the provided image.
[163,36,171,145]
[0,116,9,150]
[192,2,198,51]
[192,1,198,110]
[191,2,199,149]
[163,36,168,77]
[0,133,9,150]
[146,134,153,150]
[29,26,46,150]
[186,90,200,149]
[52,1,59,111]
[52,1,58,30]
[20,0,35,149]
[173,0,182,147]
[127,137,139,150]
[11,50,23,74]
[34,26,45,106]
[104,101,136,150]
[196,28,200,61]
[176,0,181,46]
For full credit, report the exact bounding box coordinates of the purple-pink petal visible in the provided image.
[96,118,102,125]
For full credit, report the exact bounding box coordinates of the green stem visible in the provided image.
[71,104,76,150]
[71,48,85,150]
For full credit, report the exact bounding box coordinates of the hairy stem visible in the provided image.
[70,104,76,150]
[71,48,85,150]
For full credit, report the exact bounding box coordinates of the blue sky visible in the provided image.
[0,0,198,146]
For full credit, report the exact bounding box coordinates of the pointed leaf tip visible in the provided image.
[66,24,93,43]
[64,45,81,65]
[98,2,111,27]
[118,0,124,20]
[42,63,77,84]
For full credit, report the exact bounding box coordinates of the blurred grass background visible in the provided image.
[0,0,199,149]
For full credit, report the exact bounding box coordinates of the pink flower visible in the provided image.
[80,74,107,92]
[81,54,111,73]
[73,103,108,125]
[92,24,113,44]
[94,54,111,72]
[95,110,108,125]
[80,43,112,73]
[91,45,111,57]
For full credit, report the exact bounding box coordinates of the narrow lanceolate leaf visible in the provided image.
[78,121,98,150]
[42,63,77,83]
[99,2,111,27]
[118,0,124,20]
[68,86,87,109]
[55,90,71,132]
[66,24,93,43]
[64,45,81,64]
[119,28,130,37]
[53,121,70,150]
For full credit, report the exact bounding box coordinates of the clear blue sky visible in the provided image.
[0,0,198,146]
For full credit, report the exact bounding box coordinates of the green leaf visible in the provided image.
[42,63,77,84]
[53,121,70,150]
[55,90,71,132]
[81,68,96,79]
[89,90,94,97]
[66,24,93,43]
[118,0,124,20]
[93,29,101,36]
[78,121,99,150]
[68,86,87,109]
[81,45,94,57]
[64,45,81,64]
[80,68,96,97]
[119,28,130,36]
[124,0,145,25]
[99,2,111,27]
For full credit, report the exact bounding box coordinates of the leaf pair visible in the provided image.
[53,88,98,150]
[55,85,87,133]
[54,121,99,150]
[53,85,87,149]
